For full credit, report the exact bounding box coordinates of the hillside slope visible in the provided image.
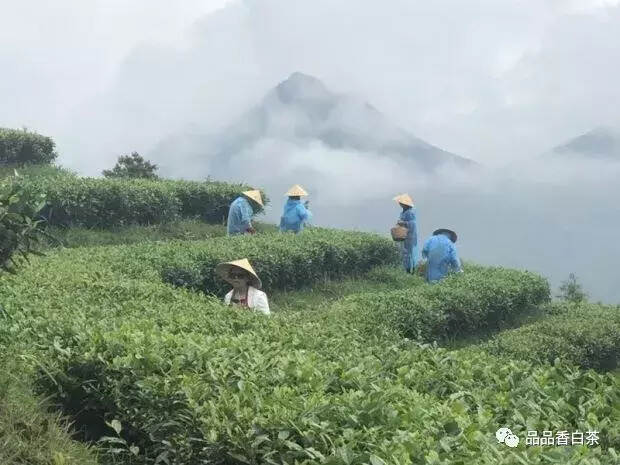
[546,126,620,160]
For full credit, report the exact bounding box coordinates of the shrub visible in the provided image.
[0,128,58,165]
[166,180,268,223]
[485,302,620,371]
[41,324,620,465]
[102,152,159,179]
[0,163,75,180]
[341,267,551,342]
[41,177,180,227]
[0,243,616,464]
[0,175,47,271]
[558,272,588,303]
[35,177,265,228]
[161,229,401,295]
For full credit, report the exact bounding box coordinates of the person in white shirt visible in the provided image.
[215,258,270,315]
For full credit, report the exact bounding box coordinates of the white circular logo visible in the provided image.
[505,433,520,448]
[496,427,512,443]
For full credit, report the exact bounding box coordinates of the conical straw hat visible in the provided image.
[433,228,458,243]
[242,190,264,207]
[215,258,262,289]
[393,193,414,207]
[285,184,308,197]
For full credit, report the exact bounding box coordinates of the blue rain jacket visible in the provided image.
[399,208,418,272]
[227,196,254,236]
[422,234,462,282]
[279,199,312,233]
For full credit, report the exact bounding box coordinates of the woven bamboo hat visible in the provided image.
[215,258,262,289]
[285,184,308,197]
[242,190,264,207]
[393,193,414,207]
[433,229,458,243]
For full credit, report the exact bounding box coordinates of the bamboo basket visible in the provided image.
[390,225,408,241]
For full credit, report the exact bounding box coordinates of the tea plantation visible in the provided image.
[0,227,618,465]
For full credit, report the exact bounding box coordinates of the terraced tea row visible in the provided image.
[0,232,617,463]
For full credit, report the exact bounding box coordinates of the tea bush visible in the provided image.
[0,163,75,180]
[41,177,181,227]
[34,177,266,227]
[485,302,620,371]
[0,239,617,464]
[161,228,401,294]
[0,128,58,165]
[40,318,619,464]
[340,266,550,342]
[0,175,47,271]
[167,180,265,223]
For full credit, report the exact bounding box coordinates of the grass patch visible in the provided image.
[38,220,278,248]
[42,220,227,248]
[0,353,98,465]
[442,305,548,350]
[270,265,421,312]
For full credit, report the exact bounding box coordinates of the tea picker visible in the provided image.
[215,258,270,315]
[227,190,264,236]
[391,193,418,273]
[421,228,463,282]
[279,184,313,233]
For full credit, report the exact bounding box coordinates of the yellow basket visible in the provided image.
[390,225,408,241]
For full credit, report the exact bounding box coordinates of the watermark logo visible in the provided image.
[496,427,520,448]
[496,428,600,448]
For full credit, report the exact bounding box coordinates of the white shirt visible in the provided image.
[224,286,270,315]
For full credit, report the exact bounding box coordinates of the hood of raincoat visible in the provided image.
[284,198,302,212]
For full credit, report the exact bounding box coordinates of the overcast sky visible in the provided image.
[1,0,619,170]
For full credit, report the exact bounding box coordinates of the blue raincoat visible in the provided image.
[279,199,312,233]
[227,196,254,236]
[422,234,462,282]
[399,208,418,272]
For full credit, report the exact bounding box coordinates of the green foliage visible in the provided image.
[35,177,266,228]
[41,177,181,227]
[0,174,47,271]
[42,220,227,248]
[0,128,58,165]
[2,164,267,228]
[270,266,421,313]
[486,302,620,371]
[168,180,269,222]
[38,220,276,249]
[341,266,551,343]
[102,152,159,179]
[37,319,620,464]
[558,272,588,303]
[161,229,401,295]
[0,235,616,464]
[0,352,98,465]
[0,163,76,180]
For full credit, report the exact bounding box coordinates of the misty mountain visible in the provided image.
[547,126,620,160]
[151,72,474,177]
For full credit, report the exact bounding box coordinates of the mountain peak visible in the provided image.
[151,72,475,173]
[273,72,333,104]
[552,126,620,159]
